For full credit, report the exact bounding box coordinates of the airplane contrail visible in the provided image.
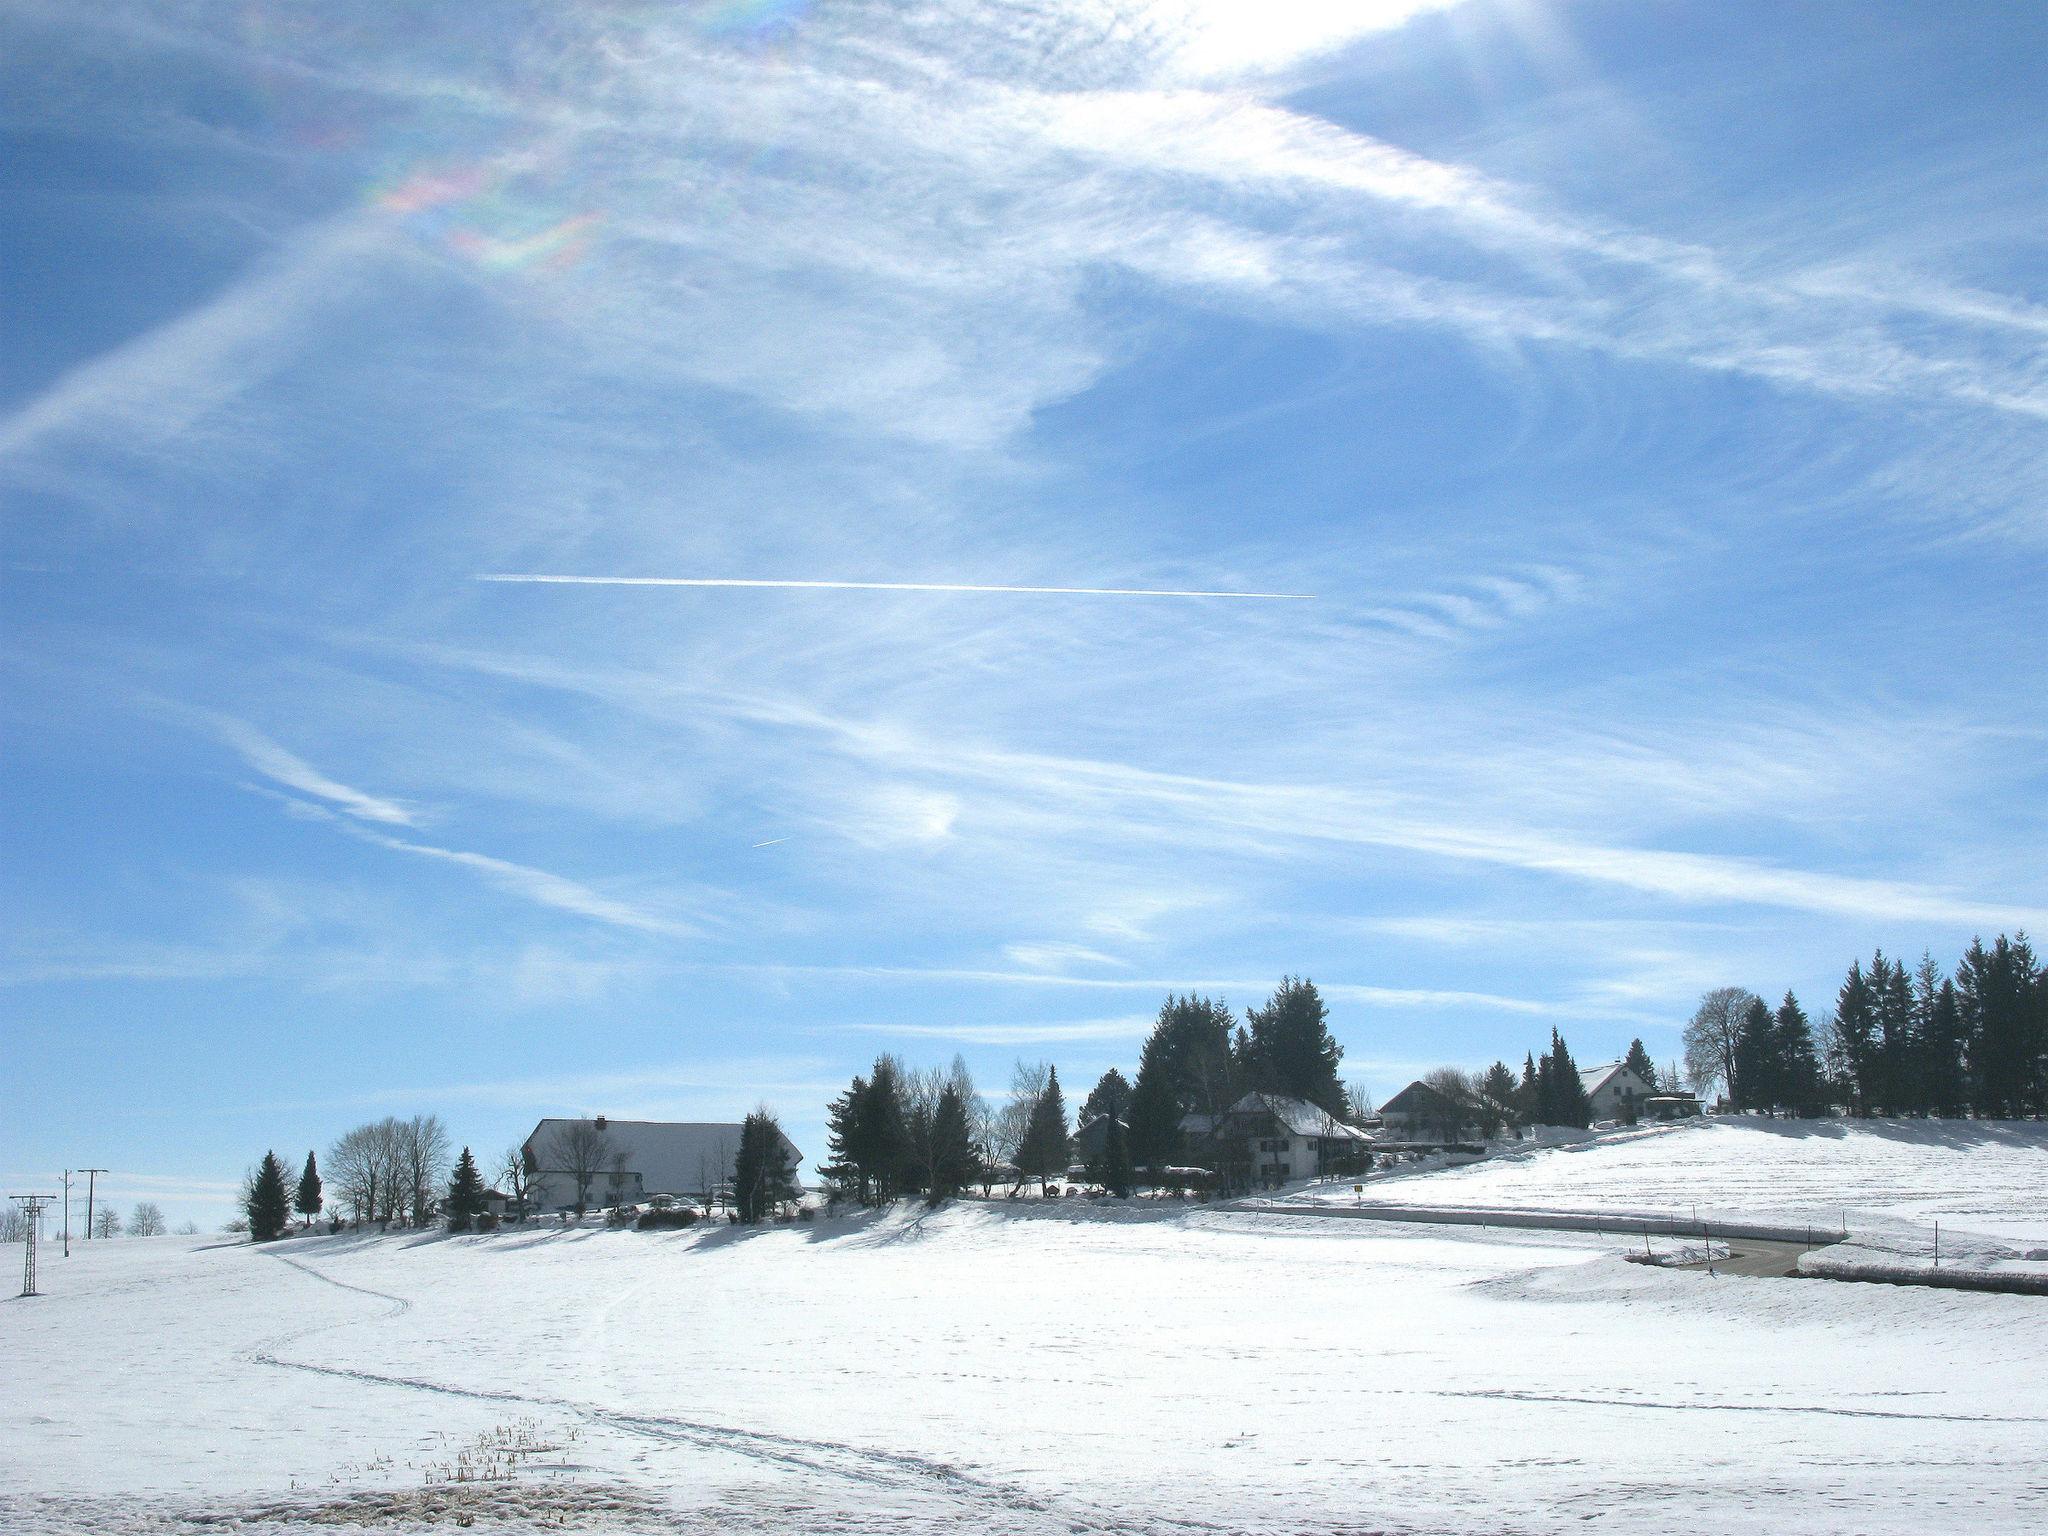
[475,575,1314,600]
[751,837,789,848]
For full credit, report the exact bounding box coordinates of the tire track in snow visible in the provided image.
[248,1246,1228,1536]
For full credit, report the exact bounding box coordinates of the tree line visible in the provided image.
[1684,933,2045,1117]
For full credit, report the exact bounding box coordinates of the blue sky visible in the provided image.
[3,1,2044,1226]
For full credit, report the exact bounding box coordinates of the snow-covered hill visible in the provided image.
[6,1192,2046,1534]
[1293,1117,2048,1242]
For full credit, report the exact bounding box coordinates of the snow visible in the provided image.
[7,1188,2048,1534]
[1298,1117,2048,1244]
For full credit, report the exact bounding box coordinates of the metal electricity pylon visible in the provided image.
[12,1195,56,1297]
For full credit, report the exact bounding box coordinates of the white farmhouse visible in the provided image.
[1578,1062,1656,1124]
[520,1116,802,1213]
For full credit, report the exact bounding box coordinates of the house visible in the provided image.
[1181,1092,1372,1188]
[1377,1080,1472,1143]
[1073,1113,1127,1165]
[1579,1062,1657,1124]
[520,1116,803,1214]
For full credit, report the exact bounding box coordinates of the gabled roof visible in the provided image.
[1379,1080,1460,1117]
[523,1118,802,1194]
[1579,1061,1646,1098]
[1226,1091,1371,1142]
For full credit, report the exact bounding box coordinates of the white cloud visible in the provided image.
[207,713,416,827]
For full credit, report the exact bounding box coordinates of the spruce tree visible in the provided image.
[1547,1031,1591,1128]
[446,1147,486,1229]
[1518,1053,1539,1126]
[1622,1039,1657,1089]
[1082,1068,1133,1123]
[821,1075,869,1203]
[857,1056,910,1202]
[294,1151,323,1227]
[246,1151,292,1242]
[1732,995,1776,1111]
[1015,1067,1071,1192]
[1871,951,1917,1115]
[734,1109,799,1222]
[1771,991,1824,1116]
[1090,1112,1135,1197]
[1830,961,1878,1114]
[925,1083,977,1205]
[1478,1061,1520,1130]
[1126,994,1238,1166]
[1244,977,1345,1115]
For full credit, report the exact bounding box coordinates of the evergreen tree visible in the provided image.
[1622,1038,1657,1089]
[1546,1031,1591,1128]
[1478,1061,1520,1129]
[446,1147,487,1229]
[1920,978,1970,1116]
[733,1109,799,1221]
[1087,1109,1136,1197]
[1243,977,1345,1115]
[1015,1067,1071,1192]
[1872,951,1917,1115]
[924,1084,977,1205]
[1518,1053,1539,1125]
[820,1074,869,1203]
[1829,960,1879,1115]
[1959,934,2044,1118]
[293,1151,322,1227]
[1081,1068,1133,1123]
[246,1151,292,1242]
[1533,1049,1558,1126]
[856,1055,911,1202]
[1732,994,1776,1111]
[1771,991,1825,1116]
[1126,995,1239,1166]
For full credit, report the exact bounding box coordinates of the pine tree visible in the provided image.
[1126,995,1238,1166]
[1546,1031,1591,1128]
[1015,1067,1071,1192]
[445,1147,486,1229]
[1096,1112,1135,1197]
[294,1151,322,1227]
[246,1151,292,1242]
[1622,1038,1657,1089]
[1244,977,1345,1115]
[1959,934,2044,1118]
[1478,1061,1520,1130]
[856,1056,910,1203]
[820,1075,869,1203]
[925,1084,977,1205]
[1518,1053,1539,1126]
[1872,951,1917,1115]
[1082,1068,1132,1123]
[1533,1050,1558,1126]
[1830,961,1878,1115]
[734,1109,799,1222]
[1771,991,1825,1116]
[1732,995,1776,1111]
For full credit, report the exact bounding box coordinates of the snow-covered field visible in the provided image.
[1292,1117,2048,1245]
[6,1187,2047,1534]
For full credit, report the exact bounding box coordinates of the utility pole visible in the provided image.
[62,1170,72,1258]
[81,1169,107,1241]
[12,1195,56,1296]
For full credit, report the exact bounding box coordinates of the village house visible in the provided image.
[520,1116,803,1213]
[1180,1092,1372,1187]
[1579,1062,1656,1123]
[1377,1079,1473,1143]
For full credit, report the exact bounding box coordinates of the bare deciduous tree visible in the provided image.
[543,1119,615,1216]
[1343,1082,1376,1124]
[497,1145,534,1221]
[129,1201,167,1237]
[998,1059,1049,1180]
[92,1206,123,1239]
[1685,988,1757,1099]
[397,1114,452,1226]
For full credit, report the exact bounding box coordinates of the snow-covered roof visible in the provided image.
[523,1118,802,1195]
[1379,1080,1460,1117]
[1227,1092,1371,1142]
[1579,1062,1641,1098]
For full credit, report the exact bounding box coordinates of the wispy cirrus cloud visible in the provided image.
[207,712,416,827]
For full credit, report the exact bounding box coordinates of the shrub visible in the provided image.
[635,1208,699,1231]
[476,1211,499,1232]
